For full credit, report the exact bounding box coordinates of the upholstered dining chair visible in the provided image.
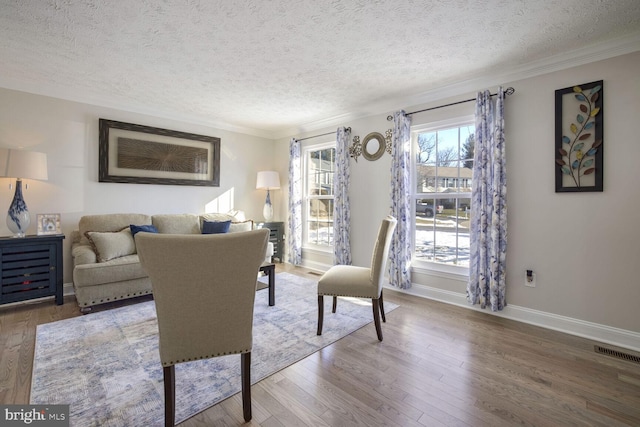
[135,229,269,426]
[317,215,397,341]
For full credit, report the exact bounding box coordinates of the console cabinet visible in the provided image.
[256,221,284,263]
[0,234,64,306]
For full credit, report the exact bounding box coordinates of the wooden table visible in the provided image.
[259,262,275,306]
[256,222,284,263]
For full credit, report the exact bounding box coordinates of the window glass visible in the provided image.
[413,123,474,267]
[304,144,335,247]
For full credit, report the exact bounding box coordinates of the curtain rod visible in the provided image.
[296,127,351,142]
[386,87,515,121]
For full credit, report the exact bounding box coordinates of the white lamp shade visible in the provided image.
[256,171,280,190]
[5,150,48,181]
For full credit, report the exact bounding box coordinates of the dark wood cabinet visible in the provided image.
[256,222,284,263]
[0,234,64,306]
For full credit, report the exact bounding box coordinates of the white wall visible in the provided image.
[504,52,640,333]
[0,89,276,283]
[276,51,640,347]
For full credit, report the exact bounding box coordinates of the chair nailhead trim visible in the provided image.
[87,290,152,306]
[163,349,251,366]
[318,293,375,299]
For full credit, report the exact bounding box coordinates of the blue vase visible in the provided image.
[7,179,30,237]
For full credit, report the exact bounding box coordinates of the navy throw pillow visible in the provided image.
[130,224,159,236]
[202,220,231,234]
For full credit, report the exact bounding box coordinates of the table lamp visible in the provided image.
[3,150,48,237]
[256,171,280,222]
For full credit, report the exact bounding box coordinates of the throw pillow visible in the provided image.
[229,219,253,233]
[130,224,159,236]
[152,214,200,234]
[202,220,231,234]
[85,228,136,262]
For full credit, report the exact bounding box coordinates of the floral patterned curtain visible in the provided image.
[333,127,352,265]
[288,137,302,265]
[388,110,412,289]
[467,87,507,311]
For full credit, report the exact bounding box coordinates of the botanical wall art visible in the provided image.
[99,119,220,186]
[555,80,603,192]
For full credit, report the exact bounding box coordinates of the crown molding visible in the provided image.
[275,32,640,140]
[0,79,275,139]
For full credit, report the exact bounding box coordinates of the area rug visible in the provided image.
[30,272,397,426]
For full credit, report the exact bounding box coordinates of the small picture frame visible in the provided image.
[37,214,61,236]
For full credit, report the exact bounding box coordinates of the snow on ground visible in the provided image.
[311,217,470,267]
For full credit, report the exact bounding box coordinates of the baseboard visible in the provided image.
[63,282,75,296]
[384,282,640,353]
[300,260,330,274]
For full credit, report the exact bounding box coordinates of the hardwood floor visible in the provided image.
[2,264,639,426]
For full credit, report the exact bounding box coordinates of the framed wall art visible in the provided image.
[99,119,221,186]
[37,213,61,235]
[555,80,603,192]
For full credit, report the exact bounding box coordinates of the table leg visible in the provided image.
[267,265,275,306]
[55,281,64,305]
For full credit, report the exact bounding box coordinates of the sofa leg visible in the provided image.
[80,306,92,314]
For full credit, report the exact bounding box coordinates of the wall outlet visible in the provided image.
[525,271,536,287]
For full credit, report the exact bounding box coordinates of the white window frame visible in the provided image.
[302,141,336,252]
[411,116,474,276]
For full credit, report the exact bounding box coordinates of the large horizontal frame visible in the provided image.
[99,119,220,186]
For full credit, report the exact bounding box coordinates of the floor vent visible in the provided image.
[308,271,322,276]
[594,345,640,364]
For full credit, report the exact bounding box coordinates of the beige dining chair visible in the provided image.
[317,216,397,341]
[136,229,269,426]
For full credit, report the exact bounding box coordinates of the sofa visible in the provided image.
[71,212,273,312]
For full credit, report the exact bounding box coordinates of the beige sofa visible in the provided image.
[71,212,273,312]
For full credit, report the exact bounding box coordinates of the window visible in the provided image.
[413,122,474,268]
[303,143,335,247]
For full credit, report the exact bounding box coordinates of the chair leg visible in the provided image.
[379,290,386,323]
[372,299,383,341]
[332,295,337,313]
[163,365,175,427]
[317,295,324,335]
[241,352,252,422]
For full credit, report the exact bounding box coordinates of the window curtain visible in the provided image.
[333,127,352,265]
[467,87,507,311]
[288,137,302,265]
[388,110,412,289]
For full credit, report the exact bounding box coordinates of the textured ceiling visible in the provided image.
[1,0,639,137]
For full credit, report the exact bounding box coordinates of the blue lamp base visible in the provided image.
[7,179,30,238]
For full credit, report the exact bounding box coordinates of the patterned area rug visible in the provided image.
[31,272,397,426]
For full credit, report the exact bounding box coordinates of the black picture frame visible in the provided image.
[99,119,220,186]
[555,80,603,192]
